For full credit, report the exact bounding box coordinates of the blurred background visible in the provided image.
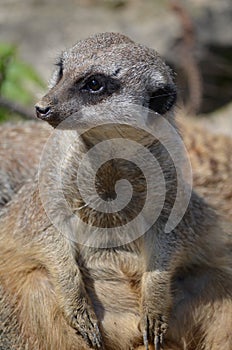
[0,0,231,133]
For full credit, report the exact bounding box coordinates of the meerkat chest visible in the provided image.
[76,246,145,347]
[77,246,144,313]
[66,157,147,229]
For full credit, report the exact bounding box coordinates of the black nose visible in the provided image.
[35,104,51,119]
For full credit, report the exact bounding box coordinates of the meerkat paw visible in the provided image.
[70,298,103,349]
[140,310,168,350]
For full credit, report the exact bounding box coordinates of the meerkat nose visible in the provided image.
[35,104,51,120]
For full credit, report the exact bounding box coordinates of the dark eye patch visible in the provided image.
[81,76,105,93]
[79,73,121,100]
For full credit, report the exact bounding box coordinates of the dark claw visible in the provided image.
[143,330,149,350]
[154,335,161,350]
[86,323,102,349]
[160,332,165,348]
[141,313,167,350]
[79,326,102,349]
[71,310,102,349]
[80,330,91,347]
[142,314,149,350]
[93,323,102,349]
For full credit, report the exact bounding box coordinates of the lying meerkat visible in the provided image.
[180,118,232,221]
[0,32,232,350]
[0,121,51,207]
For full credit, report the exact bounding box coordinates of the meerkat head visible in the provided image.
[35,32,177,131]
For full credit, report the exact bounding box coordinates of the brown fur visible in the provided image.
[0,121,51,207]
[180,117,232,221]
[0,33,232,350]
[1,119,232,222]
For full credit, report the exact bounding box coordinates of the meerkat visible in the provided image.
[0,32,232,350]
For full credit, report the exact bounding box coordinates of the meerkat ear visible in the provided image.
[147,83,177,115]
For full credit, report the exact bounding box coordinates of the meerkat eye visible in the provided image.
[78,74,121,101]
[82,77,105,93]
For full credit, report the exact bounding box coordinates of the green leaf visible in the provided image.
[0,43,16,57]
[2,80,33,105]
[0,42,45,122]
[7,60,45,88]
